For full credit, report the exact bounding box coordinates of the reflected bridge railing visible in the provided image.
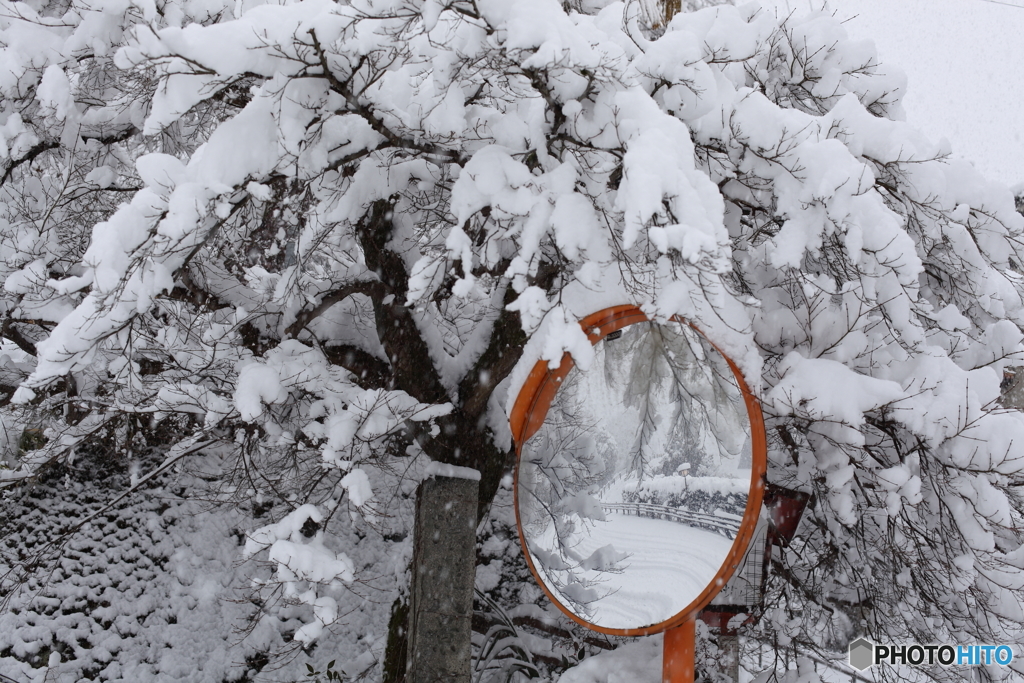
[601,502,741,540]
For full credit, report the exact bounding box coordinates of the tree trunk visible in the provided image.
[360,201,526,682]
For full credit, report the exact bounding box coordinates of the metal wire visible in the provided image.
[979,0,1024,9]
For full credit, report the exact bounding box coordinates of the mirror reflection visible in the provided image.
[517,321,753,630]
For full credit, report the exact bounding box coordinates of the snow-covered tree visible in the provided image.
[2,0,1024,680]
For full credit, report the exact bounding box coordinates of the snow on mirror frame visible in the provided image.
[510,306,766,636]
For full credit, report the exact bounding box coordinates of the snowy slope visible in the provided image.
[760,0,1024,185]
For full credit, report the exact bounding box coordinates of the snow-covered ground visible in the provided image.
[530,512,735,630]
[557,637,663,683]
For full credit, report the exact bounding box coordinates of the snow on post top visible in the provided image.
[425,461,482,481]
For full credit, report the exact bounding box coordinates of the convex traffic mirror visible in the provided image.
[511,306,766,638]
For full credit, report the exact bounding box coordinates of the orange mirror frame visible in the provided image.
[509,305,768,637]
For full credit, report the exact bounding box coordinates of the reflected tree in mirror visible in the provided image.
[517,321,753,630]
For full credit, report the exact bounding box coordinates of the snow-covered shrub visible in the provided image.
[0,440,403,681]
[472,478,627,682]
[0,445,266,682]
[620,475,748,517]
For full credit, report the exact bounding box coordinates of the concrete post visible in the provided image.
[716,634,740,683]
[1001,367,1024,410]
[406,473,479,683]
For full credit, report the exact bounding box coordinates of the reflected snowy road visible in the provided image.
[530,512,734,629]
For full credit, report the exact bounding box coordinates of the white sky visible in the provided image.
[757,0,1024,188]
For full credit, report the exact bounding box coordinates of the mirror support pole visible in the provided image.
[663,618,695,683]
